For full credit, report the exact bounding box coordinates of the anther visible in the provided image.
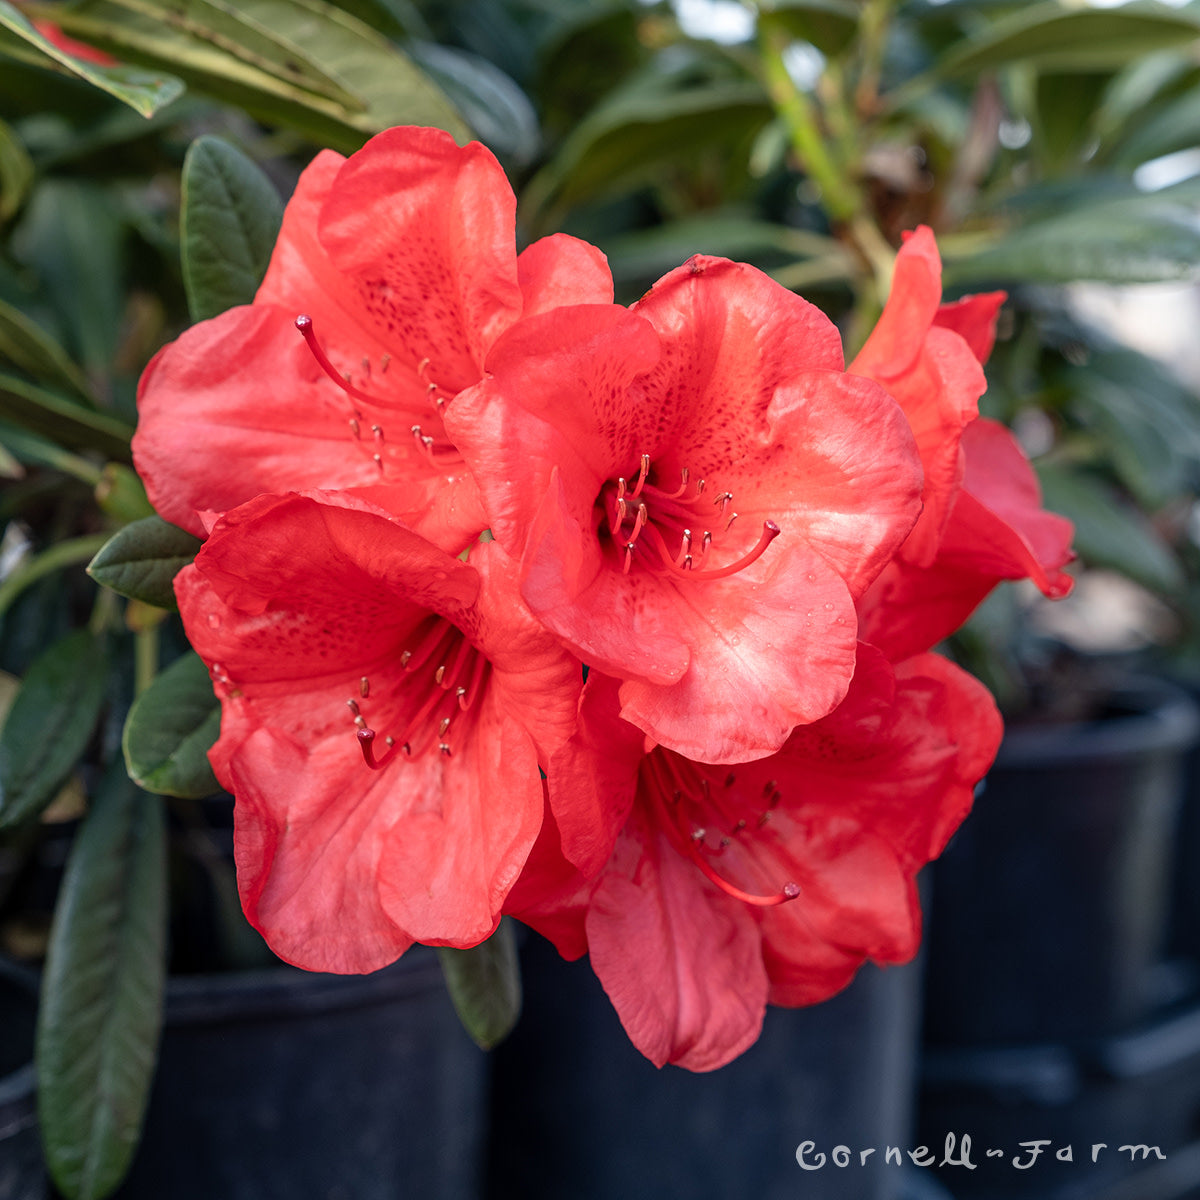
[696,479,706,495]
[380,354,390,374]
[691,827,707,842]
[346,699,360,716]
[623,542,636,574]
[354,715,367,729]
[349,418,361,438]
[385,736,395,747]
[435,665,446,684]
[438,716,451,736]
[371,424,384,442]
[360,677,370,698]
[665,467,690,500]
[361,356,371,377]
[400,651,413,667]
[630,453,650,499]
[373,454,383,469]
[439,743,452,757]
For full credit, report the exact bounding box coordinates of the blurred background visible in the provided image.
[4,0,1200,1197]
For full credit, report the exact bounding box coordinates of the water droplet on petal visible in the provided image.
[207,613,220,628]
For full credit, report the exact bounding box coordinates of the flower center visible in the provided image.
[596,453,779,579]
[641,748,799,908]
[294,315,459,466]
[346,615,491,769]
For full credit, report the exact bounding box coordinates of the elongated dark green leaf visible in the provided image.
[437,918,521,1050]
[123,651,219,798]
[182,135,283,322]
[0,630,107,830]
[0,115,33,223]
[87,516,201,610]
[0,0,184,117]
[0,297,95,403]
[48,0,466,152]
[944,189,1200,285]
[932,2,1200,78]
[0,372,133,460]
[37,762,166,1200]
[1037,463,1184,595]
[524,76,772,227]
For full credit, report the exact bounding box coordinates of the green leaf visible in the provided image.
[95,464,156,524]
[0,0,184,117]
[181,135,283,322]
[436,918,521,1050]
[932,2,1200,78]
[47,0,467,153]
[0,371,134,460]
[87,516,202,610]
[123,651,219,798]
[944,187,1200,285]
[406,41,539,165]
[37,762,166,1200]
[0,296,96,403]
[758,0,860,57]
[1036,463,1185,595]
[0,630,107,831]
[524,71,772,227]
[0,115,33,224]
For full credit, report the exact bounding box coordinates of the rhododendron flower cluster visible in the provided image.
[134,126,1074,1071]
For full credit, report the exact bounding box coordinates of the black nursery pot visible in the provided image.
[923,676,1199,1048]
[487,932,923,1200]
[111,949,487,1200]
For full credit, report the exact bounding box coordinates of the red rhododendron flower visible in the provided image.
[176,491,582,973]
[133,125,612,545]
[446,257,923,763]
[851,242,1074,659]
[509,647,1002,1070]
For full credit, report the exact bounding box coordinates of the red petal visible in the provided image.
[133,305,470,539]
[851,230,987,567]
[318,126,523,393]
[176,494,553,967]
[543,672,643,876]
[517,233,613,315]
[935,292,1006,364]
[614,540,859,763]
[586,809,769,1071]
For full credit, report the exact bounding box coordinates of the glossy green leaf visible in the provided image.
[123,651,220,798]
[1036,463,1185,595]
[0,630,107,831]
[437,918,521,1050]
[407,41,539,164]
[758,0,859,56]
[37,762,166,1200]
[524,74,772,227]
[932,2,1200,78]
[0,296,95,403]
[47,0,467,152]
[87,516,202,610]
[0,0,185,117]
[181,135,283,322]
[944,188,1200,285]
[0,372,134,460]
[0,115,33,223]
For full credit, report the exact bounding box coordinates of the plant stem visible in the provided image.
[134,626,159,697]
[758,19,861,223]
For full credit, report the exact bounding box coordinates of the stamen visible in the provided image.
[629,503,647,544]
[380,354,390,374]
[372,424,384,443]
[346,698,360,716]
[623,542,636,574]
[664,468,690,500]
[360,677,370,698]
[630,453,650,499]
[349,418,360,439]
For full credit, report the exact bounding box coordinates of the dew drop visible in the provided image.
[207,613,221,628]
[823,603,834,611]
